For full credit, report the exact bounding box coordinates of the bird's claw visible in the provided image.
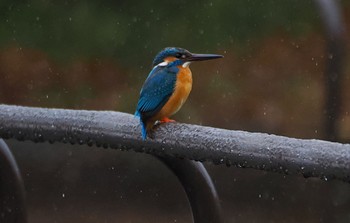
[160,117,176,123]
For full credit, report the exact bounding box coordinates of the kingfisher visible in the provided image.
[135,47,223,139]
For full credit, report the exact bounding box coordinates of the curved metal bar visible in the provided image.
[157,156,223,223]
[0,104,350,183]
[313,0,346,141]
[0,139,27,223]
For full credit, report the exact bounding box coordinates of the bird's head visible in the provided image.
[152,47,223,67]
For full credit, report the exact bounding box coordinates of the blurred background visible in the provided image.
[1,0,350,222]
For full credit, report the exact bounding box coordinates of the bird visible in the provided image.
[135,47,223,139]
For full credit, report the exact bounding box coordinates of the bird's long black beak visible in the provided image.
[187,53,223,61]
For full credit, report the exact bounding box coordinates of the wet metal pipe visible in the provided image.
[0,104,350,183]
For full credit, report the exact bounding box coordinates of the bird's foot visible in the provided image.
[159,117,176,123]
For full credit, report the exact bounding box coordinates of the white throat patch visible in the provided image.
[182,62,191,68]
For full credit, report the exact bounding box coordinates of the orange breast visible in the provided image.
[155,66,192,120]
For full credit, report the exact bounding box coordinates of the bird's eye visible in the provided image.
[175,53,187,59]
[175,53,182,58]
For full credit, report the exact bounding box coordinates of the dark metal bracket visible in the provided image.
[158,156,223,223]
[0,139,26,223]
[313,0,346,141]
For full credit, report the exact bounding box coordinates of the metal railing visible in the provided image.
[0,1,347,222]
[0,104,350,222]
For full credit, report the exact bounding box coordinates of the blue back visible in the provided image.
[135,63,179,122]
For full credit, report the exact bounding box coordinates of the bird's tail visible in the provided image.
[135,110,147,140]
[140,121,147,140]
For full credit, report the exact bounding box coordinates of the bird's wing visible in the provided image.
[135,65,178,121]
